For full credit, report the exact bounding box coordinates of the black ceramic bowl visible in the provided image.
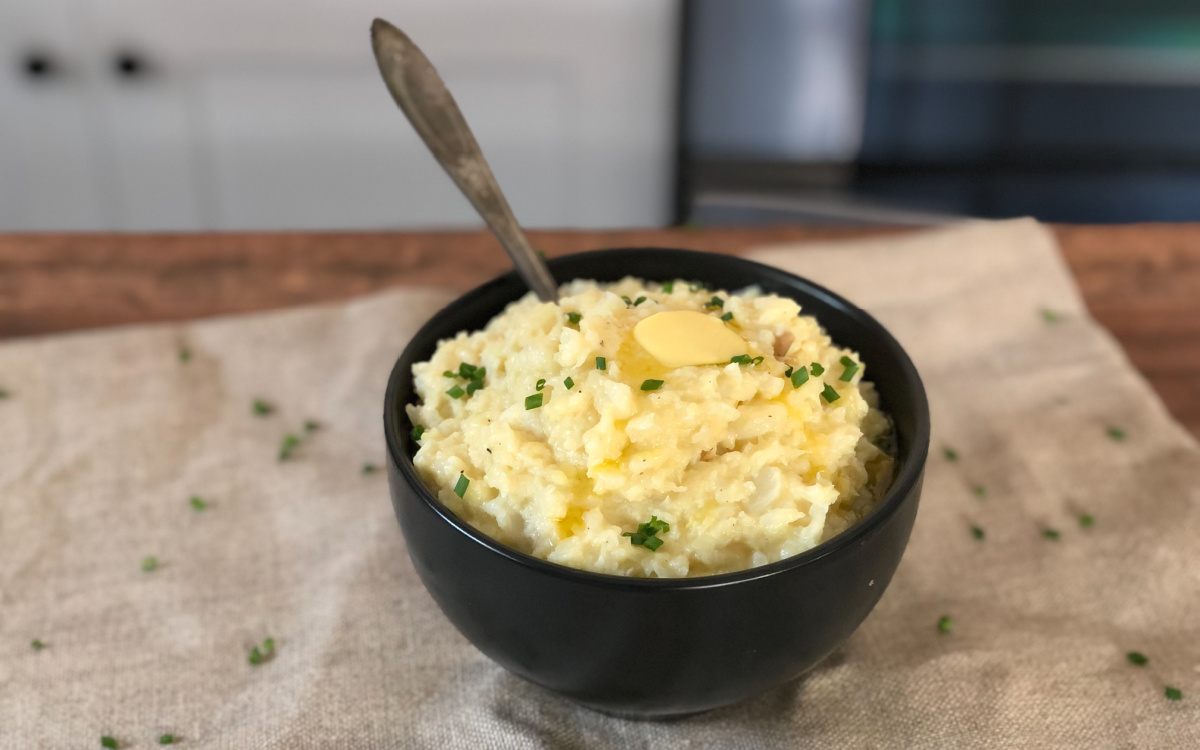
[384,248,929,718]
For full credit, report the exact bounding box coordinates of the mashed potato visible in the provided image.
[406,278,894,577]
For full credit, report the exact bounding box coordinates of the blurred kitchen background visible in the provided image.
[3,0,1199,232]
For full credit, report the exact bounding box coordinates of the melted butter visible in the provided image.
[616,337,670,384]
[633,311,746,369]
[556,506,586,538]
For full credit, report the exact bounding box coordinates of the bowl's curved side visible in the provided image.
[383,248,930,716]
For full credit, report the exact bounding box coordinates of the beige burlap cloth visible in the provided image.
[1,219,1196,748]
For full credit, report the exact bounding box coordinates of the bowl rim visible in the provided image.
[384,247,930,590]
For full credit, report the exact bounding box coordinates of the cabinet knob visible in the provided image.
[22,51,58,80]
[113,51,149,79]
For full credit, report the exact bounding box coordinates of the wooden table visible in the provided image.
[2,225,1198,437]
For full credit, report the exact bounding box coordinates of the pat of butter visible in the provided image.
[633,311,746,368]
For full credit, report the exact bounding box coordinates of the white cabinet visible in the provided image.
[0,0,680,231]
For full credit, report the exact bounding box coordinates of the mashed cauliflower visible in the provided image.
[406,278,894,577]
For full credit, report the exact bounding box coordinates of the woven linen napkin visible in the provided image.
[1,219,1196,749]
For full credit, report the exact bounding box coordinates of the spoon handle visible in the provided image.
[371,18,559,302]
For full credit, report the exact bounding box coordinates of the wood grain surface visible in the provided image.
[1,224,1198,436]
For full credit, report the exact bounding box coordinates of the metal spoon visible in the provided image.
[370,18,559,302]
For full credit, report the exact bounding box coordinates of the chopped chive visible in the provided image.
[178,347,191,363]
[944,447,959,462]
[839,355,859,382]
[251,399,274,416]
[820,384,840,403]
[705,296,724,310]
[31,639,45,651]
[443,370,456,378]
[563,377,574,389]
[623,515,670,550]
[784,366,793,377]
[937,616,952,634]
[1165,686,1182,701]
[465,378,485,395]
[790,367,809,388]
[279,434,300,461]
[1107,426,1126,441]
[525,393,544,409]
[453,473,469,498]
[730,354,753,365]
[411,424,425,441]
[303,420,320,433]
[809,362,825,376]
[635,296,646,306]
[101,737,118,749]
[720,312,734,322]
[640,379,664,391]
[621,295,633,306]
[1127,651,1149,666]
[535,379,546,391]
[248,636,275,666]
[972,485,987,499]
[189,496,208,511]
[661,281,674,293]
[1043,529,1061,540]
[566,311,582,325]
[1079,514,1095,527]
[1040,308,1060,324]
[445,385,465,399]
[596,356,606,371]
[752,356,764,365]
[362,463,378,475]
[158,735,176,745]
[971,526,985,540]
[141,556,159,572]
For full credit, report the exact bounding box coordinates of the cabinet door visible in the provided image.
[0,0,107,230]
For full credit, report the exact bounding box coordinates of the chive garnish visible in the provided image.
[809,362,825,376]
[1107,426,1126,441]
[1043,529,1060,540]
[820,384,840,403]
[1127,651,1149,666]
[252,399,274,416]
[466,378,484,395]
[566,312,582,325]
[623,516,670,550]
[944,448,959,462]
[752,356,763,365]
[248,637,275,666]
[635,296,646,306]
[839,355,859,382]
[661,281,674,293]
[563,377,574,389]
[784,366,793,377]
[411,424,425,441]
[303,420,320,433]
[31,639,45,651]
[641,379,664,391]
[362,463,378,475]
[1079,514,1095,527]
[525,393,544,410]
[279,434,300,461]
[705,296,724,310]
[971,526,984,540]
[101,737,118,749]
[790,368,809,388]
[937,616,952,633]
[535,379,546,391]
[178,347,191,363]
[1040,308,1060,324]
[141,556,159,572]
[1165,686,1182,701]
[443,370,455,378]
[453,473,469,498]
[720,312,733,322]
[159,735,176,745]
[596,356,606,371]
[730,354,753,365]
[446,385,465,399]
[189,496,208,511]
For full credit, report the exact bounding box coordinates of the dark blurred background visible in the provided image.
[4,0,1199,231]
